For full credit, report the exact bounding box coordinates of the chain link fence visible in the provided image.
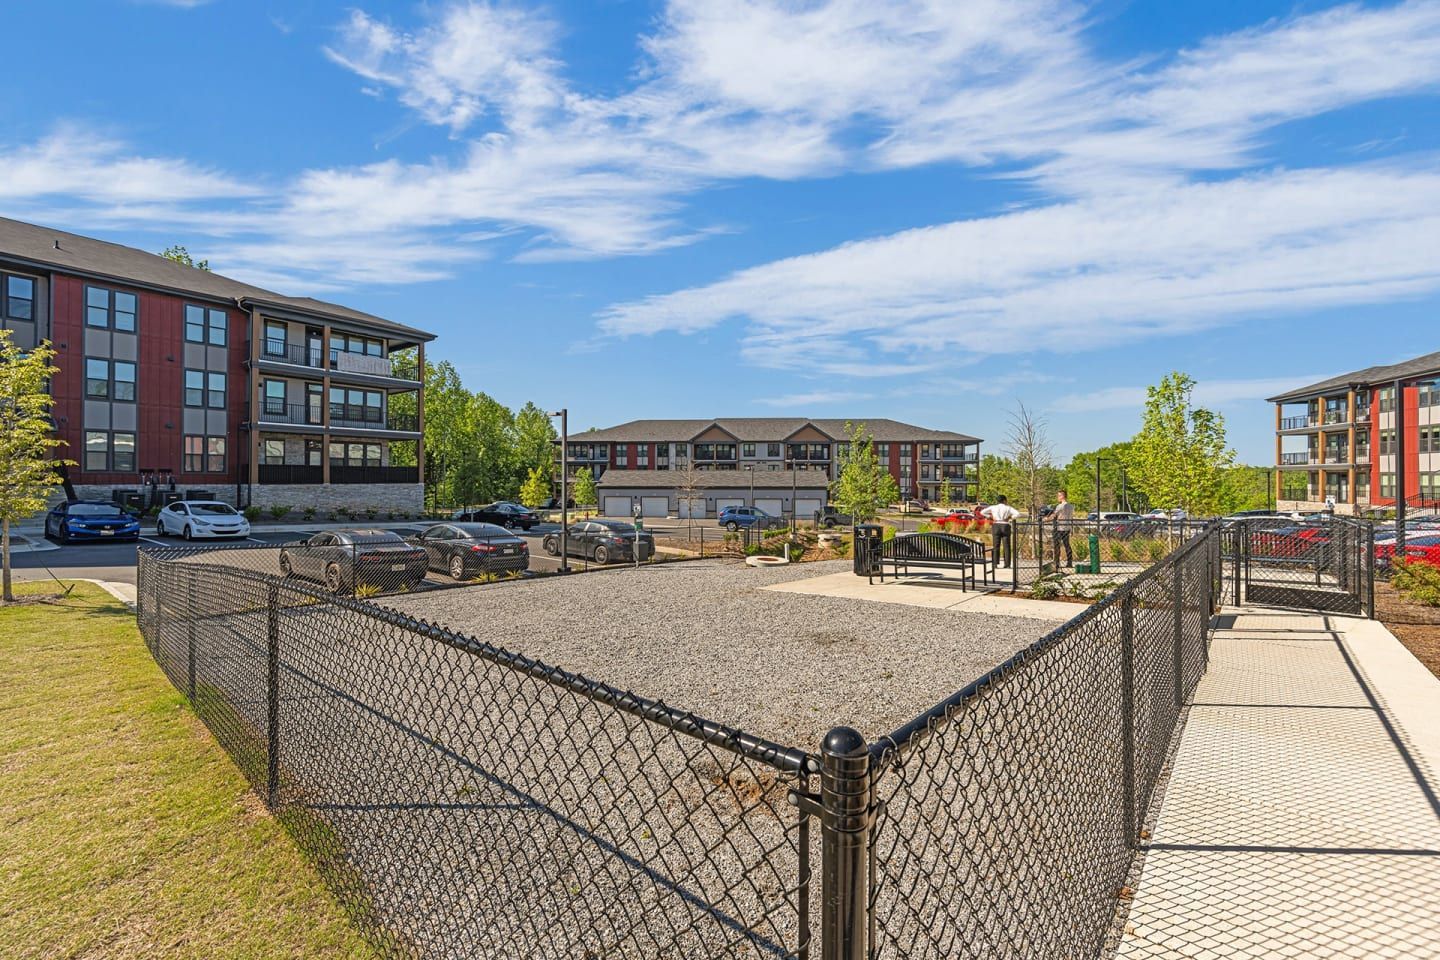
[137,523,1239,959]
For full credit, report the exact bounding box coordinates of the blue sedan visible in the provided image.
[45,500,141,543]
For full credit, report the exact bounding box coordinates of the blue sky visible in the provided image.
[3,0,1439,463]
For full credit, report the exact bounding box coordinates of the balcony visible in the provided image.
[1355,450,1371,464]
[329,404,418,432]
[259,464,323,484]
[1279,415,1316,430]
[1279,452,1311,465]
[1322,410,1348,425]
[260,339,324,369]
[331,465,418,484]
[331,350,396,378]
[1323,451,1349,465]
[257,401,323,427]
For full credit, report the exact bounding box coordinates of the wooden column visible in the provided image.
[321,326,331,485]
[248,308,262,488]
[416,340,426,486]
[1347,389,1357,504]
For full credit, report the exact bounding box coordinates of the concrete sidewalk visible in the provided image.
[760,567,1078,621]
[1117,608,1440,959]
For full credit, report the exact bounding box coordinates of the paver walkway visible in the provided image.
[1117,607,1440,959]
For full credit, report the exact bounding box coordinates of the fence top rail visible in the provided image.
[869,523,1219,766]
[139,547,819,776]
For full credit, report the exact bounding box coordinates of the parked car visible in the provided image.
[717,505,786,532]
[899,499,929,513]
[540,496,575,510]
[279,529,429,593]
[416,522,529,579]
[156,500,250,540]
[543,520,655,563]
[933,509,990,529]
[1376,534,1440,571]
[452,501,540,530]
[45,500,140,543]
[1086,511,1142,525]
[815,505,854,529]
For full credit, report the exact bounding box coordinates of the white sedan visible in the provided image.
[156,500,251,540]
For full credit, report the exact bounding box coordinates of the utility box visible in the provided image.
[1077,534,1101,574]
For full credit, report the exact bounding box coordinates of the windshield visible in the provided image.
[69,503,126,518]
[347,532,405,544]
[598,522,637,534]
[190,503,238,516]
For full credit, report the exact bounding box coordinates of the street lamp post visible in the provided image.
[548,408,570,573]
[746,465,754,506]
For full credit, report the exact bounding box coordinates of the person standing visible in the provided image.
[982,495,1020,567]
[1051,490,1075,565]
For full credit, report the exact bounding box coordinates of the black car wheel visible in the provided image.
[449,554,467,580]
[183,524,193,541]
[324,562,348,594]
[726,521,739,532]
[594,545,610,565]
[156,520,166,537]
[543,536,559,556]
[279,554,293,577]
[59,522,71,544]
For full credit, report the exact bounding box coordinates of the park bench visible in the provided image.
[868,532,994,590]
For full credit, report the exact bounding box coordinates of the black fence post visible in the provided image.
[185,570,197,702]
[819,727,870,960]
[265,580,280,809]
[1172,565,1185,707]
[1119,593,1137,846]
[1366,522,1377,620]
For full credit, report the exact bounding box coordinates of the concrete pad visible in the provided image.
[760,569,1076,621]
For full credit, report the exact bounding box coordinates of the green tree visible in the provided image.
[159,245,210,271]
[1128,372,1235,516]
[938,477,953,508]
[978,453,1022,504]
[519,464,550,508]
[1216,465,1273,514]
[1004,401,1058,516]
[572,467,597,509]
[1062,441,1147,513]
[513,401,558,486]
[0,334,71,603]
[830,421,899,521]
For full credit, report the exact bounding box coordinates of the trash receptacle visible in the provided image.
[161,491,184,507]
[854,523,884,577]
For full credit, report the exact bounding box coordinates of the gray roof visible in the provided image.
[0,216,434,342]
[577,417,980,444]
[596,469,830,490]
[1266,350,1440,402]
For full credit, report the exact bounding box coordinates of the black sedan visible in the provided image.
[452,501,540,530]
[279,529,429,593]
[543,520,655,564]
[45,500,141,543]
[417,522,529,580]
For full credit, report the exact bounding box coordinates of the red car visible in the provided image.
[932,509,990,531]
[1376,534,1440,571]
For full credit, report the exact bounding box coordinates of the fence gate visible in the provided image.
[1236,516,1374,616]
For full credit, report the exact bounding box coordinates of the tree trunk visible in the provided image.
[2,518,11,605]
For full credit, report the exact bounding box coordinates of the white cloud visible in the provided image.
[598,164,1440,374]
[755,390,874,407]
[1051,375,1334,414]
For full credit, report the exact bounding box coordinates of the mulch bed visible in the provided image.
[1374,581,1440,679]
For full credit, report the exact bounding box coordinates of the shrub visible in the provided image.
[1031,577,1063,600]
[364,506,378,521]
[270,504,292,521]
[335,505,351,520]
[1392,559,1440,606]
[1147,540,1166,562]
[301,505,316,521]
[243,506,262,522]
[1108,541,1127,562]
[354,583,381,598]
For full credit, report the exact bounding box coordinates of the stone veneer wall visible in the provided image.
[246,483,423,513]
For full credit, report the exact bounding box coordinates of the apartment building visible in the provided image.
[1268,350,1440,515]
[0,217,435,512]
[561,418,982,503]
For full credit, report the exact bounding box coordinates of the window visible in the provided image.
[615,446,628,466]
[113,361,136,401]
[85,359,109,399]
[1379,429,1396,456]
[742,443,756,458]
[1381,473,1395,499]
[206,437,226,473]
[875,443,890,459]
[767,443,780,458]
[1379,386,1397,413]
[940,443,970,459]
[263,440,286,465]
[184,305,228,345]
[1420,381,1439,408]
[264,321,288,356]
[184,436,204,473]
[207,372,226,409]
[307,383,324,424]
[264,380,286,416]
[184,370,204,407]
[637,445,649,466]
[305,438,323,466]
[85,286,137,331]
[1422,472,1439,500]
[83,431,135,472]
[674,443,687,458]
[4,274,34,320]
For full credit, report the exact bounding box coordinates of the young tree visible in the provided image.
[674,457,703,535]
[571,467,598,512]
[519,464,550,508]
[0,334,70,603]
[1004,401,1056,517]
[977,453,1022,505]
[159,245,210,271]
[1129,372,1235,516]
[830,421,900,522]
[938,477,953,508]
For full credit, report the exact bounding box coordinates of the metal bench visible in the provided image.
[868,532,994,590]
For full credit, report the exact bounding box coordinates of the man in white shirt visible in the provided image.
[1051,490,1075,564]
[982,495,1020,567]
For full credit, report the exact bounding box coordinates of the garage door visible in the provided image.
[755,498,784,517]
[603,496,631,517]
[678,498,703,519]
[796,498,823,521]
[714,497,745,513]
[640,496,669,518]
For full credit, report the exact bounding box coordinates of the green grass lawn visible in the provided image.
[0,582,374,960]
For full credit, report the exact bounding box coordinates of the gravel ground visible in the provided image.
[382,558,1046,748]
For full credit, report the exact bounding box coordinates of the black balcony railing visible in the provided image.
[1322,410,1348,425]
[258,464,324,485]
[1324,451,1349,464]
[1279,415,1315,430]
[1279,452,1310,465]
[257,401,324,427]
[326,405,418,432]
[330,465,419,484]
[261,339,325,368]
